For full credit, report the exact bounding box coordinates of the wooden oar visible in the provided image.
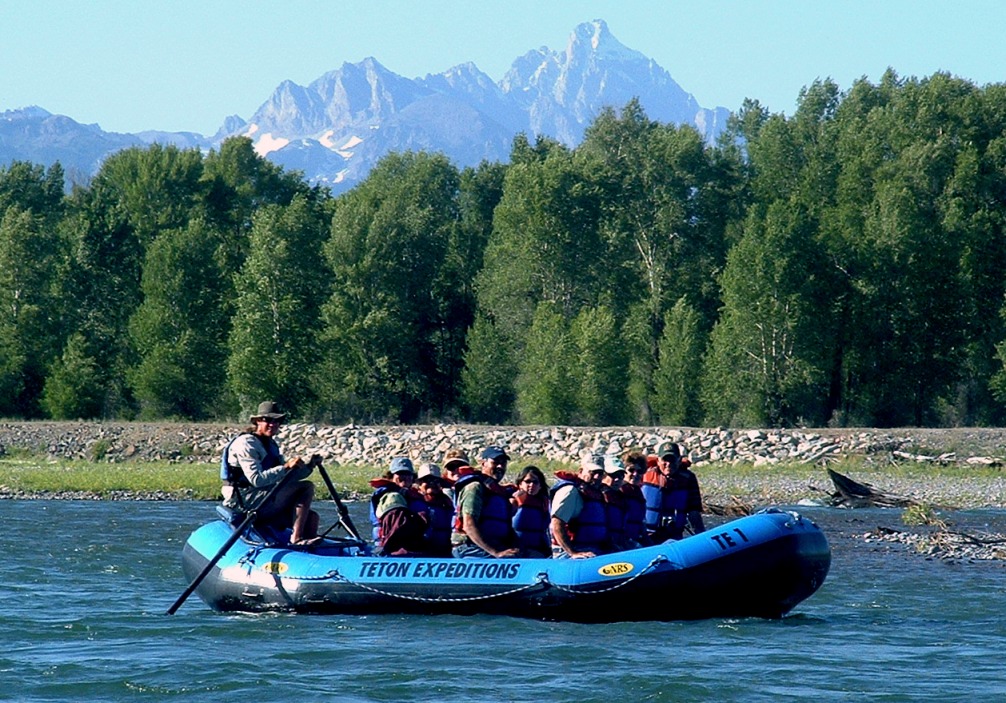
[165,468,298,615]
[316,462,364,542]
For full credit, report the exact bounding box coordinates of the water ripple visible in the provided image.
[3,501,1006,702]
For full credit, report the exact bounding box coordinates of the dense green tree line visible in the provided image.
[4,71,1006,427]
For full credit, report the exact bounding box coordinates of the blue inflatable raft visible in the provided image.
[179,507,830,622]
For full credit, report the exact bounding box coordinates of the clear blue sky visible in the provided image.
[2,0,1003,136]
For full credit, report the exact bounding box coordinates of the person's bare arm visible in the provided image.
[550,516,594,558]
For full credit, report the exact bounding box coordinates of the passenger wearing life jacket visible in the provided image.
[600,455,631,552]
[510,465,551,557]
[368,457,429,556]
[415,463,455,557]
[641,444,705,541]
[550,457,609,558]
[451,446,520,559]
[620,451,650,547]
[641,447,677,540]
[440,449,469,501]
[220,400,320,546]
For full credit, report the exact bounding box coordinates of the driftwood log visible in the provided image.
[825,468,919,508]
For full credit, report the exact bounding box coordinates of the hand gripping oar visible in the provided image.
[316,462,364,542]
[165,467,298,615]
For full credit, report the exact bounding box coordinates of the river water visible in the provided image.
[2,500,1004,702]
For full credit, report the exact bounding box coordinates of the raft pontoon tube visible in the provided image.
[180,508,830,622]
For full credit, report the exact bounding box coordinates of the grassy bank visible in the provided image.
[2,452,1006,508]
[0,455,373,500]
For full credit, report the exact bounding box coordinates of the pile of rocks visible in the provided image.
[278,424,875,466]
[0,422,235,463]
[1,420,999,467]
[861,527,1006,563]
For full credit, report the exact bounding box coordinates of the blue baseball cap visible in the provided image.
[481,446,509,462]
[389,457,415,474]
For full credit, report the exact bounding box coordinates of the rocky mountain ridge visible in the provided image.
[1,20,730,193]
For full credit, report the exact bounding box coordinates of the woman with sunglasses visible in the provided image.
[620,451,651,547]
[510,465,551,558]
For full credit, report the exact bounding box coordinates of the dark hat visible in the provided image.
[251,401,286,422]
[660,443,681,462]
[481,446,509,462]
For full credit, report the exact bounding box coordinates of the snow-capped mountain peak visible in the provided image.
[0,20,731,194]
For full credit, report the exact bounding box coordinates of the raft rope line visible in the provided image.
[541,554,670,595]
[325,570,546,603]
[319,554,671,603]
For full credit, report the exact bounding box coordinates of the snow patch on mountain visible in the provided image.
[252,132,290,156]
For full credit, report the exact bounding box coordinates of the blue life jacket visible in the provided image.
[423,492,455,556]
[550,478,607,552]
[666,486,689,533]
[511,492,550,554]
[642,475,689,535]
[406,488,429,520]
[453,473,514,549]
[603,487,628,547]
[621,484,647,542]
[641,481,664,532]
[220,433,283,509]
[220,433,283,484]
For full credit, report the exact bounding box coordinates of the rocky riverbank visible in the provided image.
[4,421,1006,564]
[3,420,1006,467]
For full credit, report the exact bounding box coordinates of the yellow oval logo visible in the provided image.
[598,562,634,578]
[262,561,288,575]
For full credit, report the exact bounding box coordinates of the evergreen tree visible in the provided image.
[459,313,516,423]
[652,298,705,425]
[41,333,103,420]
[515,302,575,424]
[51,180,142,417]
[570,305,628,425]
[579,101,741,422]
[472,146,604,420]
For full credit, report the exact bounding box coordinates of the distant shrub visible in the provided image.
[89,439,112,462]
[902,503,947,529]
